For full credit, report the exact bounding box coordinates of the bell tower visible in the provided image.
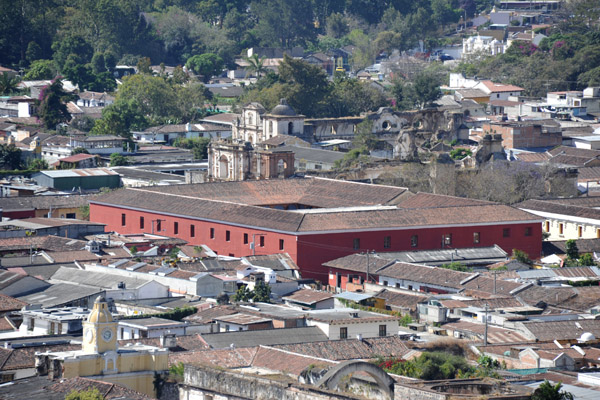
[82,296,117,354]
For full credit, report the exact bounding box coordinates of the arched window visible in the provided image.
[288,121,293,135]
[269,121,273,134]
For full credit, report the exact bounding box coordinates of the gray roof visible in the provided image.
[17,283,103,308]
[273,145,345,164]
[0,194,91,212]
[199,326,328,349]
[50,266,158,290]
[111,167,186,183]
[377,245,508,266]
[34,168,118,178]
[118,317,186,328]
[333,292,374,302]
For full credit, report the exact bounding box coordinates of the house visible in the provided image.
[31,168,121,191]
[516,197,600,240]
[303,52,334,75]
[52,153,98,169]
[212,313,273,332]
[274,145,345,171]
[0,194,91,219]
[17,283,104,309]
[117,317,187,340]
[18,306,90,336]
[305,308,399,340]
[89,178,543,281]
[76,91,114,108]
[282,289,334,309]
[462,35,506,57]
[41,135,126,164]
[476,80,524,102]
[481,119,561,149]
[0,218,105,239]
[455,88,490,104]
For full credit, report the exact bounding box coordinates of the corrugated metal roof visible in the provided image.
[333,292,373,302]
[518,269,557,279]
[39,168,119,178]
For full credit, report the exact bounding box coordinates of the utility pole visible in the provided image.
[251,233,265,256]
[366,251,370,284]
[484,303,489,347]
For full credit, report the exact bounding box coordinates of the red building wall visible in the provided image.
[91,204,542,283]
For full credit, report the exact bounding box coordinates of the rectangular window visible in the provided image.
[503,228,510,238]
[578,226,583,238]
[473,232,480,244]
[379,325,387,337]
[210,228,215,239]
[383,236,391,249]
[156,220,162,232]
[545,221,550,232]
[259,236,265,247]
[353,238,360,250]
[244,233,248,244]
[190,224,195,237]
[443,234,452,246]
[411,235,418,247]
[66,213,76,219]
[525,227,532,237]
[121,327,124,339]
[174,222,179,235]
[140,216,144,229]
[559,223,564,235]
[279,239,284,250]
[339,327,348,339]
[226,230,230,241]
[28,319,34,331]
[121,213,126,226]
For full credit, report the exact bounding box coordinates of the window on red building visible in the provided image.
[174,222,179,235]
[411,235,418,247]
[244,233,248,244]
[259,236,265,247]
[210,228,215,239]
[503,228,510,238]
[140,216,144,229]
[384,236,391,249]
[353,238,360,250]
[156,220,162,232]
[525,227,532,237]
[190,225,195,237]
[226,230,230,241]
[473,232,480,244]
[443,234,452,246]
[121,214,126,226]
[279,239,284,250]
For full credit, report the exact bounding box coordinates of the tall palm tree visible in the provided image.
[0,72,21,95]
[244,54,267,78]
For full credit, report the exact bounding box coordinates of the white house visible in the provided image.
[305,308,399,340]
[117,317,187,340]
[19,307,90,337]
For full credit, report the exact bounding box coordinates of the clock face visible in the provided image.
[101,328,113,342]
[85,328,93,343]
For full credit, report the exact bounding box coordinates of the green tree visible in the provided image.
[244,54,267,78]
[531,380,574,400]
[186,54,224,83]
[412,70,442,108]
[352,119,377,151]
[512,249,533,265]
[326,13,349,38]
[109,153,130,166]
[116,74,178,118]
[65,387,103,400]
[449,148,472,160]
[79,204,90,220]
[173,137,211,160]
[566,239,579,261]
[28,158,48,170]
[24,60,57,80]
[0,72,20,95]
[233,285,252,302]
[579,253,596,266]
[37,79,72,130]
[440,262,471,272]
[0,144,22,170]
[71,147,90,155]
[328,77,387,117]
[251,0,316,47]
[252,280,271,303]
[91,99,148,138]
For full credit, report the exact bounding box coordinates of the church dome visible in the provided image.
[87,295,113,323]
[270,99,297,116]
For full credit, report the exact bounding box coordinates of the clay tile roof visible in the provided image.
[272,336,410,361]
[47,377,151,400]
[517,199,600,221]
[169,347,257,368]
[397,192,494,208]
[58,153,96,163]
[1,343,79,371]
[283,289,333,305]
[183,305,238,323]
[514,152,550,163]
[377,262,474,289]
[521,319,600,342]
[251,346,334,376]
[374,289,428,311]
[0,294,28,312]
[479,80,524,93]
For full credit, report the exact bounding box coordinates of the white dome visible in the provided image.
[580,332,596,342]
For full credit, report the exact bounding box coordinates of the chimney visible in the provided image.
[160,333,177,349]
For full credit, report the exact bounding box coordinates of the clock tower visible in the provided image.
[82,296,117,354]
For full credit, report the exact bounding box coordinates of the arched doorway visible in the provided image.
[219,155,229,179]
[316,360,394,399]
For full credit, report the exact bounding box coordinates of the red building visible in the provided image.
[89,178,542,282]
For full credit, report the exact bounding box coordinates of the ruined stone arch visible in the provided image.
[316,360,394,399]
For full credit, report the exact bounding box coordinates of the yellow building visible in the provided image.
[36,296,168,397]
